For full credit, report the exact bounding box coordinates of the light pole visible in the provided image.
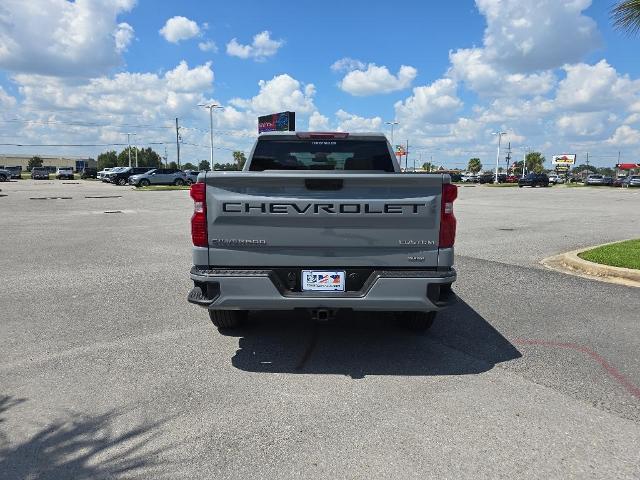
[492,131,507,183]
[198,102,224,166]
[385,121,399,147]
[522,146,530,177]
[125,133,136,167]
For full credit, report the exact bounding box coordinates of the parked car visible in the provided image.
[109,166,154,185]
[0,168,10,182]
[602,176,613,186]
[56,167,75,180]
[518,173,549,187]
[97,167,114,181]
[103,167,127,182]
[478,173,494,184]
[506,174,519,183]
[184,170,200,184]
[129,168,187,187]
[449,173,462,182]
[622,175,640,187]
[585,174,605,185]
[81,167,97,179]
[548,173,565,184]
[5,166,22,179]
[461,174,479,183]
[31,167,50,180]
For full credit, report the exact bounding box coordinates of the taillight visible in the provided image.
[439,183,457,248]
[190,182,207,247]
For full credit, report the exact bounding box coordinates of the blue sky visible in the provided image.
[1,0,639,169]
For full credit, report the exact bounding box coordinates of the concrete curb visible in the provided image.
[541,241,640,288]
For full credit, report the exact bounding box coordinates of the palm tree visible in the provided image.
[611,0,640,34]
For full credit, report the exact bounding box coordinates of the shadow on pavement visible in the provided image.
[0,395,173,480]
[231,299,521,378]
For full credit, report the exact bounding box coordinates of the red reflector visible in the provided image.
[439,183,457,248]
[190,182,207,247]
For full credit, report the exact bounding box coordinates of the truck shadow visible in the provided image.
[230,299,521,378]
[0,395,175,479]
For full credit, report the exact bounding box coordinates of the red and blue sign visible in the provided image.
[258,111,296,133]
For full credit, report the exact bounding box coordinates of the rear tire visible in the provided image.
[117,178,127,186]
[0,174,6,182]
[398,311,436,332]
[208,310,247,330]
[174,178,185,186]
[139,179,150,187]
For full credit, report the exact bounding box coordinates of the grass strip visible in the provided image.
[578,239,640,270]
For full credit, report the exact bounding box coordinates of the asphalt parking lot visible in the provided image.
[1,180,639,479]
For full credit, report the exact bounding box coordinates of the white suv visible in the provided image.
[56,167,74,180]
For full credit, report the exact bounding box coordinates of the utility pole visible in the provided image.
[125,133,136,168]
[385,121,399,147]
[163,146,168,168]
[586,152,589,166]
[492,131,507,183]
[175,118,181,169]
[405,139,409,171]
[505,142,512,174]
[522,146,530,177]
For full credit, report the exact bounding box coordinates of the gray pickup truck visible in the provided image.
[187,132,457,331]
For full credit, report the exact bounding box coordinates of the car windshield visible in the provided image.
[249,137,395,172]
[145,169,156,175]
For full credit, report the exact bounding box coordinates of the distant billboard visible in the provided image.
[258,111,295,133]
[552,154,576,166]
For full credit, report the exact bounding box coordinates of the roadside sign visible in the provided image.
[258,111,296,133]
[616,163,640,170]
[552,154,576,166]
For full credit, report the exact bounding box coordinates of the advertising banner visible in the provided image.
[258,111,296,133]
[552,154,576,166]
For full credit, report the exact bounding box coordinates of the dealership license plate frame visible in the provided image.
[302,270,346,292]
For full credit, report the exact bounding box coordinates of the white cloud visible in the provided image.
[198,40,218,53]
[159,16,200,43]
[607,125,640,146]
[555,112,610,139]
[165,61,214,92]
[394,78,463,126]
[226,31,283,61]
[475,0,600,72]
[555,60,640,112]
[229,74,315,114]
[449,48,555,97]
[330,57,366,72]
[335,110,382,132]
[0,0,136,77]
[114,22,134,53]
[0,86,16,107]
[339,64,417,96]
[308,111,330,131]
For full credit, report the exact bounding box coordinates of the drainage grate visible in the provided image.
[498,228,515,231]
[85,195,122,199]
[103,210,123,214]
[62,182,80,184]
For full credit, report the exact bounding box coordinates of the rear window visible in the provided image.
[249,138,395,172]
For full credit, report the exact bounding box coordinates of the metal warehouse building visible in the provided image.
[0,154,96,171]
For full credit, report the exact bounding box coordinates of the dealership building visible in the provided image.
[0,154,96,171]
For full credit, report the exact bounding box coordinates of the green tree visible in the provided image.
[27,156,43,171]
[422,162,435,172]
[467,158,482,173]
[182,162,197,170]
[97,151,117,170]
[597,167,616,176]
[233,151,247,170]
[138,147,162,168]
[168,161,178,170]
[611,1,640,34]
[198,160,211,171]
[572,163,597,174]
[525,152,546,173]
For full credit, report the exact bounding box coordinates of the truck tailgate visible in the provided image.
[204,172,444,267]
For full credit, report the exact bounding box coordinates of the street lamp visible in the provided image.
[385,121,399,146]
[492,131,507,183]
[198,102,224,166]
[522,146,530,177]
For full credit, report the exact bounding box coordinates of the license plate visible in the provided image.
[302,270,345,291]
